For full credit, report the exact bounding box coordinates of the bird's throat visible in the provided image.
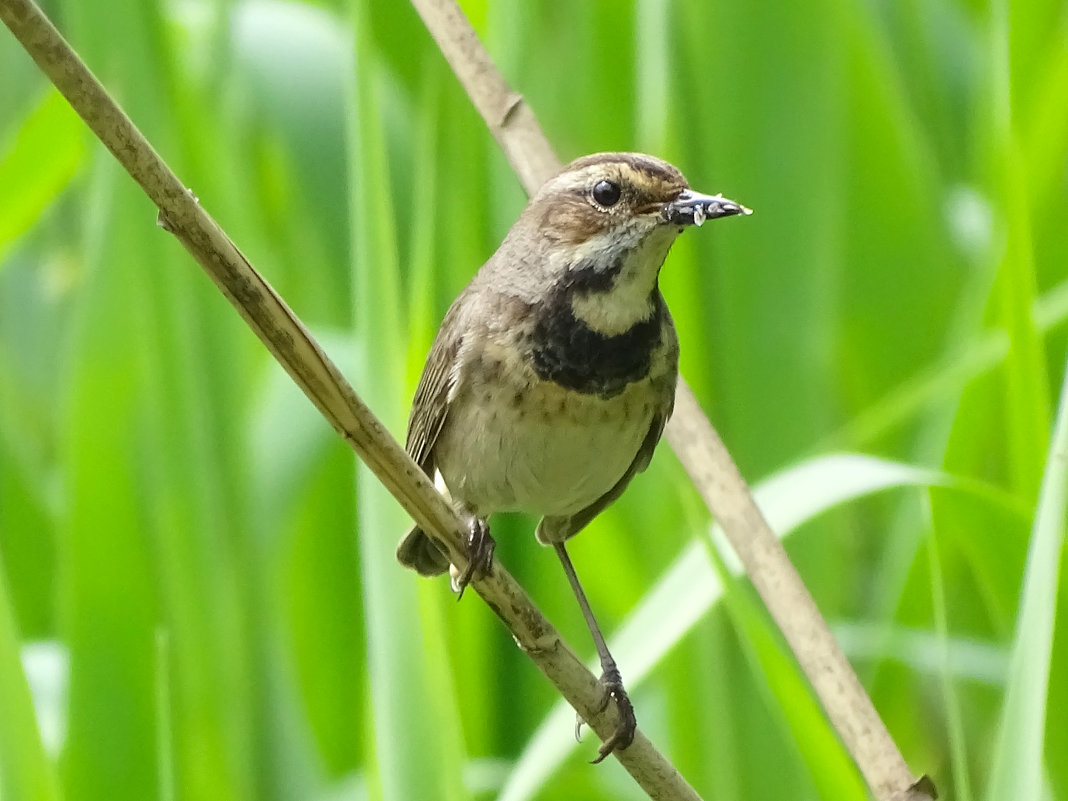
[566,228,674,336]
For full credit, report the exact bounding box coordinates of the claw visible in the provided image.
[573,676,609,744]
[451,517,495,600]
[589,672,636,763]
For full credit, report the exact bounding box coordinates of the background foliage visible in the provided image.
[1,0,1066,799]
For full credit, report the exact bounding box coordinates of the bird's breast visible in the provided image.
[433,312,677,519]
[435,372,659,518]
[526,288,671,399]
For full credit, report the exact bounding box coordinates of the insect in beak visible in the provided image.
[662,189,752,227]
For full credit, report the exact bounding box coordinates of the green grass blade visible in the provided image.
[983,0,1050,500]
[347,5,468,800]
[0,88,85,265]
[0,556,60,801]
[984,351,1068,800]
[925,534,975,801]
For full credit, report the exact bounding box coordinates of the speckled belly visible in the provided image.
[434,377,656,519]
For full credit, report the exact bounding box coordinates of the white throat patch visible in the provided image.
[568,226,676,335]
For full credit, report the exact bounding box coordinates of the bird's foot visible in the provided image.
[581,666,636,763]
[450,517,495,599]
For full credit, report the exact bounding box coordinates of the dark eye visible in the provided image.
[592,179,621,208]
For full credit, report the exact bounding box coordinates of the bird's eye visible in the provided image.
[592,179,622,208]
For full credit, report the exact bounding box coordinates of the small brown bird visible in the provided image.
[398,152,749,760]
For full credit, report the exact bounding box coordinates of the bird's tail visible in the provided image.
[396,526,450,576]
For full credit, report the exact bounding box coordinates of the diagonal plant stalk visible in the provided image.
[408,1,936,799]
[0,0,700,798]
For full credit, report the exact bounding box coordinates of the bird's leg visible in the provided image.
[553,541,636,763]
[451,515,496,600]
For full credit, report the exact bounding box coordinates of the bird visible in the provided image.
[397,151,750,761]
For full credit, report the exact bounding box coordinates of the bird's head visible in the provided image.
[531,152,749,247]
[502,152,750,335]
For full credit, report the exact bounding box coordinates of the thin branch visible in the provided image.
[409,0,558,193]
[408,1,936,799]
[0,0,703,799]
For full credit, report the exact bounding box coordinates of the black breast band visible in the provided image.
[526,261,664,398]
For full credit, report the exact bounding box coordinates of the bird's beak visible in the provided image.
[662,189,752,227]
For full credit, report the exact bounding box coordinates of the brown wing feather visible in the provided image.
[398,302,466,576]
[405,303,464,474]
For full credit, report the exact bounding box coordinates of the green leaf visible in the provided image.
[0,556,60,801]
[346,5,468,801]
[984,352,1068,800]
[0,88,86,264]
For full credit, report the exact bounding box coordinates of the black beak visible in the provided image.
[662,189,752,227]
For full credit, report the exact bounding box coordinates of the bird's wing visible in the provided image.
[405,302,464,474]
[398,301,469,577]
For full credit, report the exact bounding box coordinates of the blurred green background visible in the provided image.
[1,0,1066,799]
